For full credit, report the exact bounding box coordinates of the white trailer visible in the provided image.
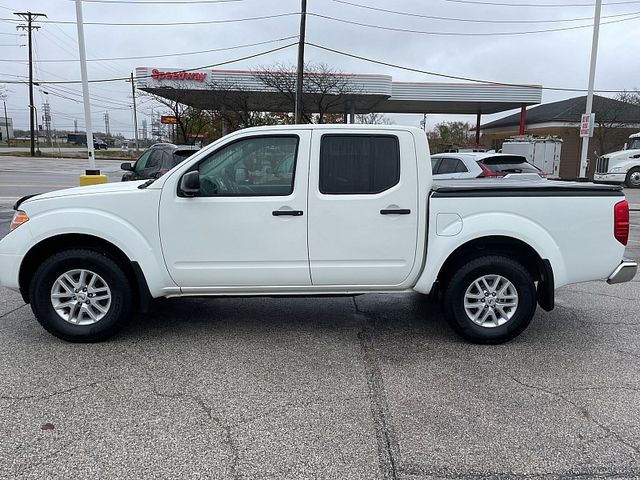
[502,136,562,179]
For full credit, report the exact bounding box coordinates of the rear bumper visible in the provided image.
[593,173,626,184]
[607,260,638,284]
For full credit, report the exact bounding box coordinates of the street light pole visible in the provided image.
[578,0,602,179]
[74,0,96,172]
[130,72,139,152]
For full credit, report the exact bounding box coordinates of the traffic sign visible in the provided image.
[161,115,177,125]
[580,113,595,138]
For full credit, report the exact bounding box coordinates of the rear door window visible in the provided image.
[431,157,442,174]
[455,160,468,173]
[319,135,400,194]
[436,158,460,175]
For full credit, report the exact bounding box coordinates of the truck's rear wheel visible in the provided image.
[442,255,536,344]
[625,167,640,188]
[29,249,133,342]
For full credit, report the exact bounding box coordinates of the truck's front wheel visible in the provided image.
[29,249,133,342]
[442,255,536,344]
[625,167,640,188]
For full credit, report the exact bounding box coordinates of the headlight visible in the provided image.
[9,210,29,232]
[610,166,625,173]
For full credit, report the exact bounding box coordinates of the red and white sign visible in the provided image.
[151,69,207,82]
[580,113,595,138]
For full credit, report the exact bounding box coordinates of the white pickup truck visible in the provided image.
[594,132,640,187]
[0,125,636,344]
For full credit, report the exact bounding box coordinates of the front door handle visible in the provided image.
[272,210,304,216]
[380,209,411,215]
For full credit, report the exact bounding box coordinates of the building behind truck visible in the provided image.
[480,95,640,180]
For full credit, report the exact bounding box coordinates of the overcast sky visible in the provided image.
[1,0,639,137]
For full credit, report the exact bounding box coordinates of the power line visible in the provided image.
[0,12,298,26]
[439,0,640,6]
[306,42,633,94]
[73,0,247,3]
[0,35,298,63]
[74,0,246,3]
[0,42,297,84]
[331,0,640,24]
[308,11,640,36]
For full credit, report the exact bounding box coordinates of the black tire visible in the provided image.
[442,255,537,344]
[625,167,640,188]
[29,249,133,342]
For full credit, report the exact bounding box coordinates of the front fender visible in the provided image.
[413,212,565,294]
[21,208,175,297]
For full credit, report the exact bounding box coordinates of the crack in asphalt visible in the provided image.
[353,296,400,480]
[12,440,74,478]
[560,288,637,301]
[0,376,120,401]
[554,303,640,327]
[399,463,640,479]
[152,388,240,479]
[510,376,640,455]
[0,303,27,320]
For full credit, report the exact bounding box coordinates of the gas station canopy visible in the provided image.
[135,67,542,116]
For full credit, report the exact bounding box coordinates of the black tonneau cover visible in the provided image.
[431,179,623,198]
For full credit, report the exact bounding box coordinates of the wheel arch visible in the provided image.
[19,233,152,311]
[423,235,555,311]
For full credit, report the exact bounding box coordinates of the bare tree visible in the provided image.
[356,112,394,125]
[617,89,640,107]
[206,78,287,133]
[141,85,210,144]
[428,121,474,153]
[254,63,360,124]
[592,94,640,156]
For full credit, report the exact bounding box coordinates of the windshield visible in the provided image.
[627,138,640,150]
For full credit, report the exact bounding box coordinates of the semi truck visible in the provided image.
[594,132,640,187]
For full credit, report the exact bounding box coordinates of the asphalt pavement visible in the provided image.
[1,156,640,479]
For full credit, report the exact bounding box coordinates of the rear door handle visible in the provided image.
[380,209,411,215]
[272,210,304,216]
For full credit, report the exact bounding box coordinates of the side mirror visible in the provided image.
[121,162,133,171]
[180,171,200,196]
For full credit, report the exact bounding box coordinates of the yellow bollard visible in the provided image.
[79,169,108,186]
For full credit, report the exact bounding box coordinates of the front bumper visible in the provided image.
[607,260,638,284]
[593,173,626,184]
[0,253,22,290]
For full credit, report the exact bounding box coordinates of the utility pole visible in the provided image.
[294,0,307,124]
[2,100,9,147]
[15,11,46,157]
[130,72,139,151]
[578,0,602,180]
[74,119,78,133]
